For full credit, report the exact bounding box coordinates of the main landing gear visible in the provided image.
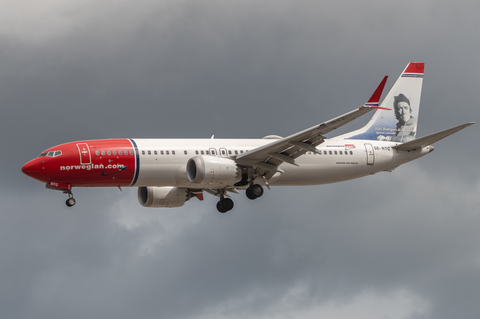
[215,184,264,213]
[246,184,264,200]
[216,197,234,213]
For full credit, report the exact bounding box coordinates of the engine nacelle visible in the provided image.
[138,186,189,207]
[186,156,240,185]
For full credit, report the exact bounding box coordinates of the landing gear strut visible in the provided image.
[65,190,76,207]
[246,184,264,200]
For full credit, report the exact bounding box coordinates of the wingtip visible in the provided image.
[366,75,388,104]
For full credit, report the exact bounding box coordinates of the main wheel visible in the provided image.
[217,198,234,213]
[66,198,76,207]
[222,198,234,211]
[251,184,264,198]
[216,201,227,213]
[246,187,257,200]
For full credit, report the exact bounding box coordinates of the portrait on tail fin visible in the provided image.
[378,93,417,142]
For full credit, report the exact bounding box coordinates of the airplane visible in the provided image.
[22,62,474,213]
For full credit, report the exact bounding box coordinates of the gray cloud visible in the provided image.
[2,0,480,318]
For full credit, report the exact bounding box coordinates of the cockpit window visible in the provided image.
[38,150,62,158]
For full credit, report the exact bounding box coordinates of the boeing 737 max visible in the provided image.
[22,63,474,212]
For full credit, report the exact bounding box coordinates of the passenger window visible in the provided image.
[96,151,100,156]
[166,151,169,155]
[324,151,327,155]
[142,151,145,155]
[184,150,188,155]
[334,151,337,155]
[161,151,164,155]
[113,150,116,155]
[172,151,175,155]
[148,151,151,155]
[195,150,199,155]
[350,151,353,155]
[154,150,157,155]
[206,150,209,155]
[107,151,111,155]
[329,151,332,155]
[235,150,238,155]
[228,150,232,155]
[119,150,123,155]
[130,150,134,155]
[201,150,204,155]
[101,151,105,155]
[339,151,342,155]
[221,150,226,155]
[240,150,244,154]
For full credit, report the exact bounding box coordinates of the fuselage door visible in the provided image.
[364,143,374,165]
[77,143,92,165]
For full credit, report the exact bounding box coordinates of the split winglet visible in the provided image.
[366,76,388,106]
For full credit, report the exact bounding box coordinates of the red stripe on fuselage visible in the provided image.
[22,139,136,187]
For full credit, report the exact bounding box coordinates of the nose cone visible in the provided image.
[22,158,47,182]
[22,159,35,175]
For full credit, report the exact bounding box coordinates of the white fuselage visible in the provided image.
[132,138,432,188]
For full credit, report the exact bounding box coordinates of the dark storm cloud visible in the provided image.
[2,0,480,318]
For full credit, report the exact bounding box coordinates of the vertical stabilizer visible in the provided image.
[339,62,424,142]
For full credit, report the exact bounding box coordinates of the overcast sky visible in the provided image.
[2,1,480,318]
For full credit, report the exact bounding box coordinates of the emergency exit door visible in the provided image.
[364,143,375,165]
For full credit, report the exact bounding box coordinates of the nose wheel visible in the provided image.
[66,197,76,207]
[65,190,76,207]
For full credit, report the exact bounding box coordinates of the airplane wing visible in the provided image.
[393,122,474,151]
[234,76,389,179]
[235,105,386,178]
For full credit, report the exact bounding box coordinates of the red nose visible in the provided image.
[22,159,47,182]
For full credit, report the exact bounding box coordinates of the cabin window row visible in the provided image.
[142,150,177,155]
[195,150,246,155]
[138,149,249,156]
[95,150,134,156]
[308,150,354,155]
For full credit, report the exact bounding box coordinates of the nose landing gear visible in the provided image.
[65,190,76,207]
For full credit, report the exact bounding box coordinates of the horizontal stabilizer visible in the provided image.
[393,122,474,151]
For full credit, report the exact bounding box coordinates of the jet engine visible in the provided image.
[186,156,240,185]
[138,186,190,207]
